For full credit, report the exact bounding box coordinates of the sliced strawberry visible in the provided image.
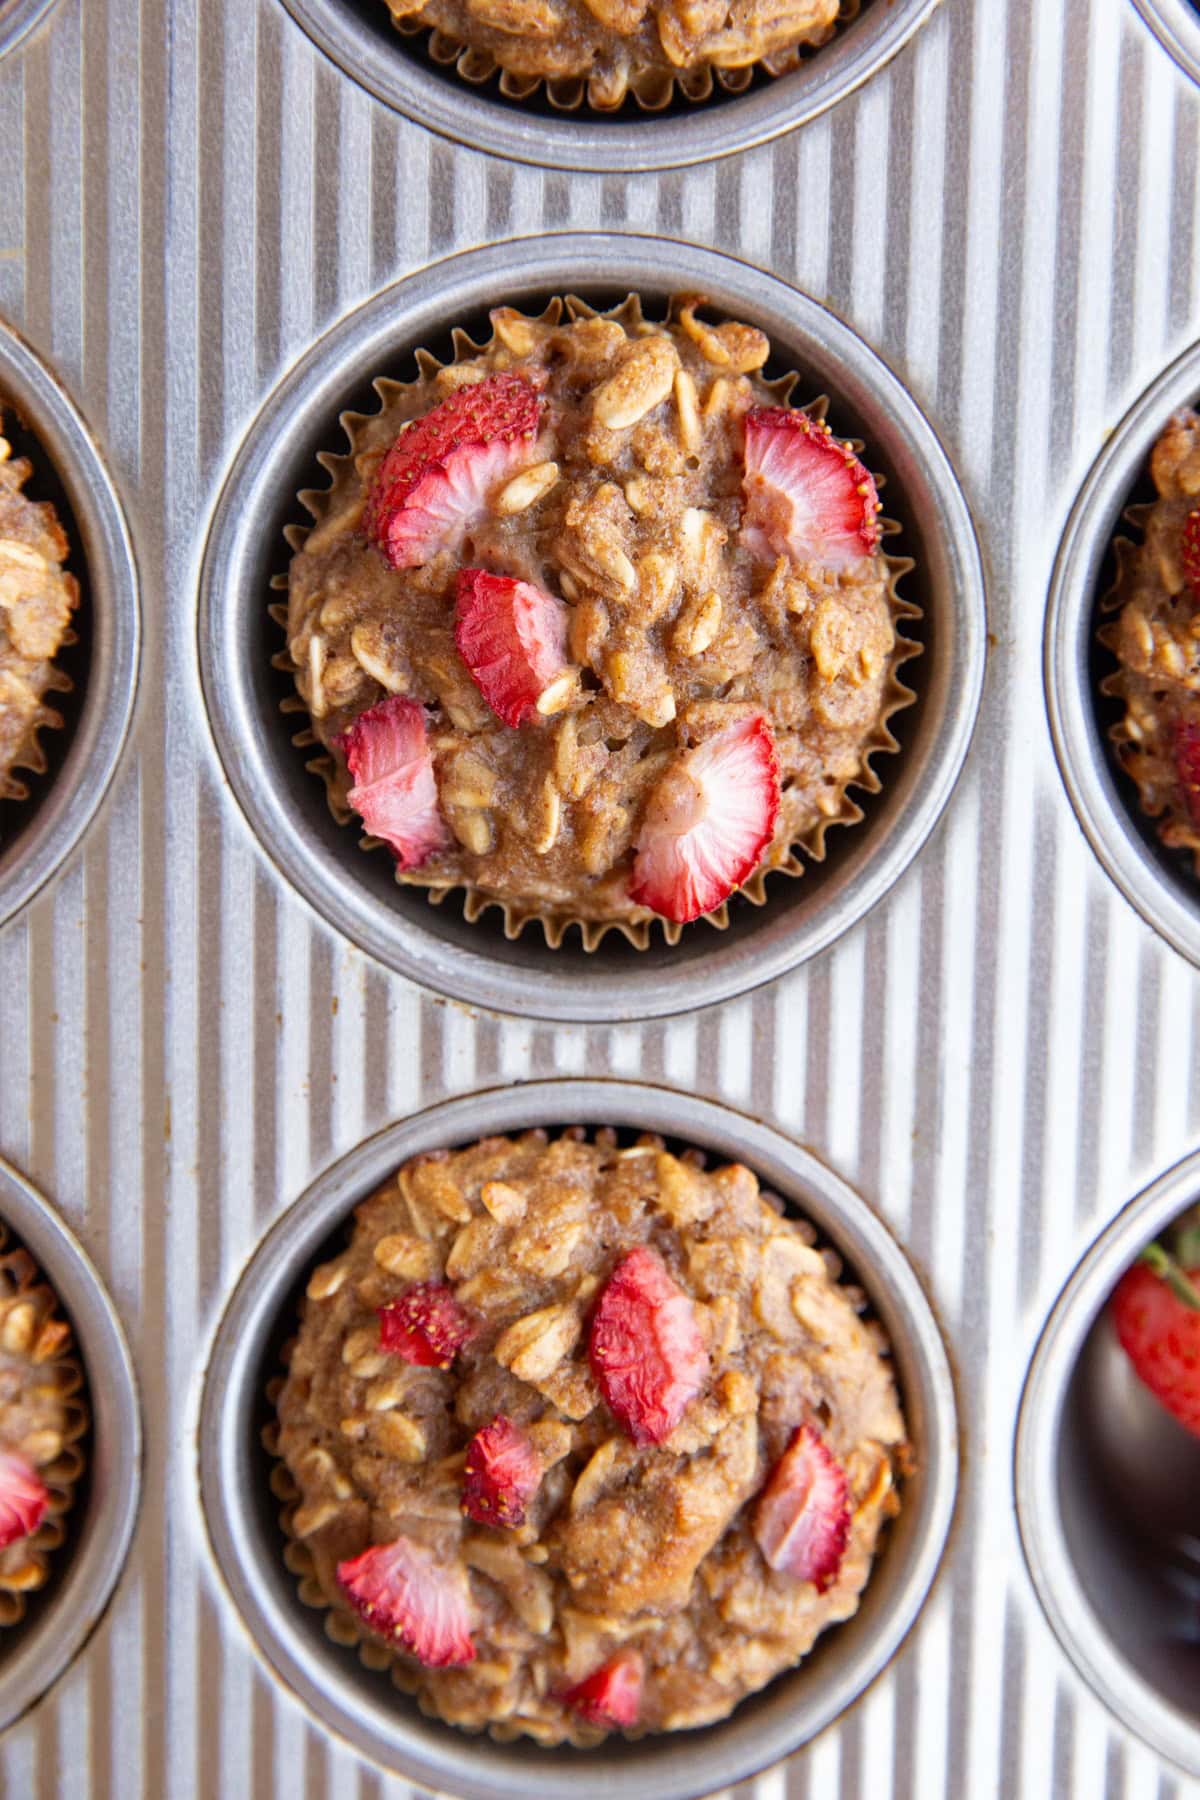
[1182,509,1200,600]
[461,1415,543,1529]
[0,1452,48,1551]
[363,373,542,570]
[1113,1256,1200,1439]
[753,1422,851,1593]
[378,1282,477,1368]
[1175,719,1200,828]
[588,1245,709,1445]
[454,569,571,728]
[337,1535,476,1666]
[629,715,780,924]
[742,406,881,570]
[562,1649,644,1730]
[336,695,449,870]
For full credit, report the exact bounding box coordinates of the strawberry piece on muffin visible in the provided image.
[337,1536,476,1666]
[1174,720,1200,828]
[0,1451,49,1551]
[562,1650,644,1729]
[378,1283,477,1368]
[752,1423,851,1592]
[1112,1220,1200,1440]
[454,569,572,727]
[742,407,881,570]
[337,695,449,870]
[461,1415,543,1529]
[588,1245,709,1445]
[1182,508,1200,601]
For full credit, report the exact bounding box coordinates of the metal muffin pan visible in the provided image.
[1129,0,1200,88]
[0,1157,141,1734]
[1016,1148,1200,1783]
[198,230,986,1024]
[1045,338,1200,971]
[276,0,943,172]
[0,317,141,931]
[199,1079,957,1800]
[0,0,57,61]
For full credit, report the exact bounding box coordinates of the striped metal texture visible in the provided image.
[0,0,1197,1795]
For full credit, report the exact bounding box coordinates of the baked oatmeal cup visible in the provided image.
[1100,407,1200,873]
[281,295,917,950]
[0,1224,87,1626]
[0,414,79,828]
[376,0,856,114]
[267,1126,908,1744]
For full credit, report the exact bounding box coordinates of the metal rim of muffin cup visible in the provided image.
[197,1078,958,1800]
[1128,0,1200,88]
[275,0,943,174]
[0,0,59,61]
[1044,337,1200,972]
[0,317,142,933]
[0,1156,142,1732]
[197,231,986,1024]
[1015,1148,1200,1781]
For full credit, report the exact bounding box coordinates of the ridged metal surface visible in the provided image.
[0,0,1197,1796]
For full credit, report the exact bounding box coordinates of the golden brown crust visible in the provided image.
[281,296,919,950]
[269,1127,907,1745]
[1099,408,1200,873]
[0,419,78,817]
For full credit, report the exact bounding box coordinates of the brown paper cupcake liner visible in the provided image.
[262,1124,904,1735]
[273,293,921,952]
[0,1224,88,1627]
[380,0,859,116]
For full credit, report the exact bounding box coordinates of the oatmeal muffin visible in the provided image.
[1101,408,1200,873]
[283,297,915,948]
[269,1128,907,1743]
[0,416,78,823]
[0,1226,87,1624]
[377,0,847,111]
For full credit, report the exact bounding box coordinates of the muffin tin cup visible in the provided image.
[0,1156,142,1732]
[197,231,986,1023]
[0,318,141,932]
[1015,1148,1200,1781]
[276,0,942,173]
[1044,338,1200,970]
[0,0,58,60]
[199,1079,957,1800]
[1128,0,1200,87]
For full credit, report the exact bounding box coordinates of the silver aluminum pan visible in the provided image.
[0,1157,142,1734]
[277,0,943,172]
[198,231,985,1024]
[198,1078,957,1800]
[1044,338,1200,971]
[0,0,57,60]
[1015,1146,1200,1782]
[1129,0,1200,88]
[0,317,141,932]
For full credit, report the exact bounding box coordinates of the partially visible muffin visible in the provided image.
[269,1127,907,1745]
[1101,408,1200,872]
[0,1228,87,1624]
[0,418,78,824]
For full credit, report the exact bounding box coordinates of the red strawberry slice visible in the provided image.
[337,1535,476,1666]
[378,1282,477,1368]
[1175,719,1200,828]
[363,373,542,570]
[562,1649,644,1730]
[0,1452,48,1551]
[1112,1257,1200,1439]
[752,1422,851,1593]
[588,1245,709,1445]
[742,406,881,570]
[337,695,449,870]
[1182,509,1200,600]
[454,569,572,728]
[461,1415,543,1529]
[629,714,780,924]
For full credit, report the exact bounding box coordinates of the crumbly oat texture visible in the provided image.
[0,1228,87,1624]
[270,1128,907,1744]
[1101,408,1200,873]
[283,298,915,947]
[377,0,843,111]
[0,421,78,819]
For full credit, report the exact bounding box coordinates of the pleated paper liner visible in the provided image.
[270,293,921,953]
[260,1124,901,1738]
[379,0,858,116]
[0,1225,88,1628]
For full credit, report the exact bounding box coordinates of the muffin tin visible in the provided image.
[2,0,1199,1796]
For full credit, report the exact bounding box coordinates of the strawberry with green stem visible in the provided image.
[1112,1208,1200,1441]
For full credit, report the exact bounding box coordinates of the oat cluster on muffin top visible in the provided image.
[0,420,77,824]
[284,298,913,946]
[1102,408,1200,872]
[378,0,841,112]
[270,1129,907,1744]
